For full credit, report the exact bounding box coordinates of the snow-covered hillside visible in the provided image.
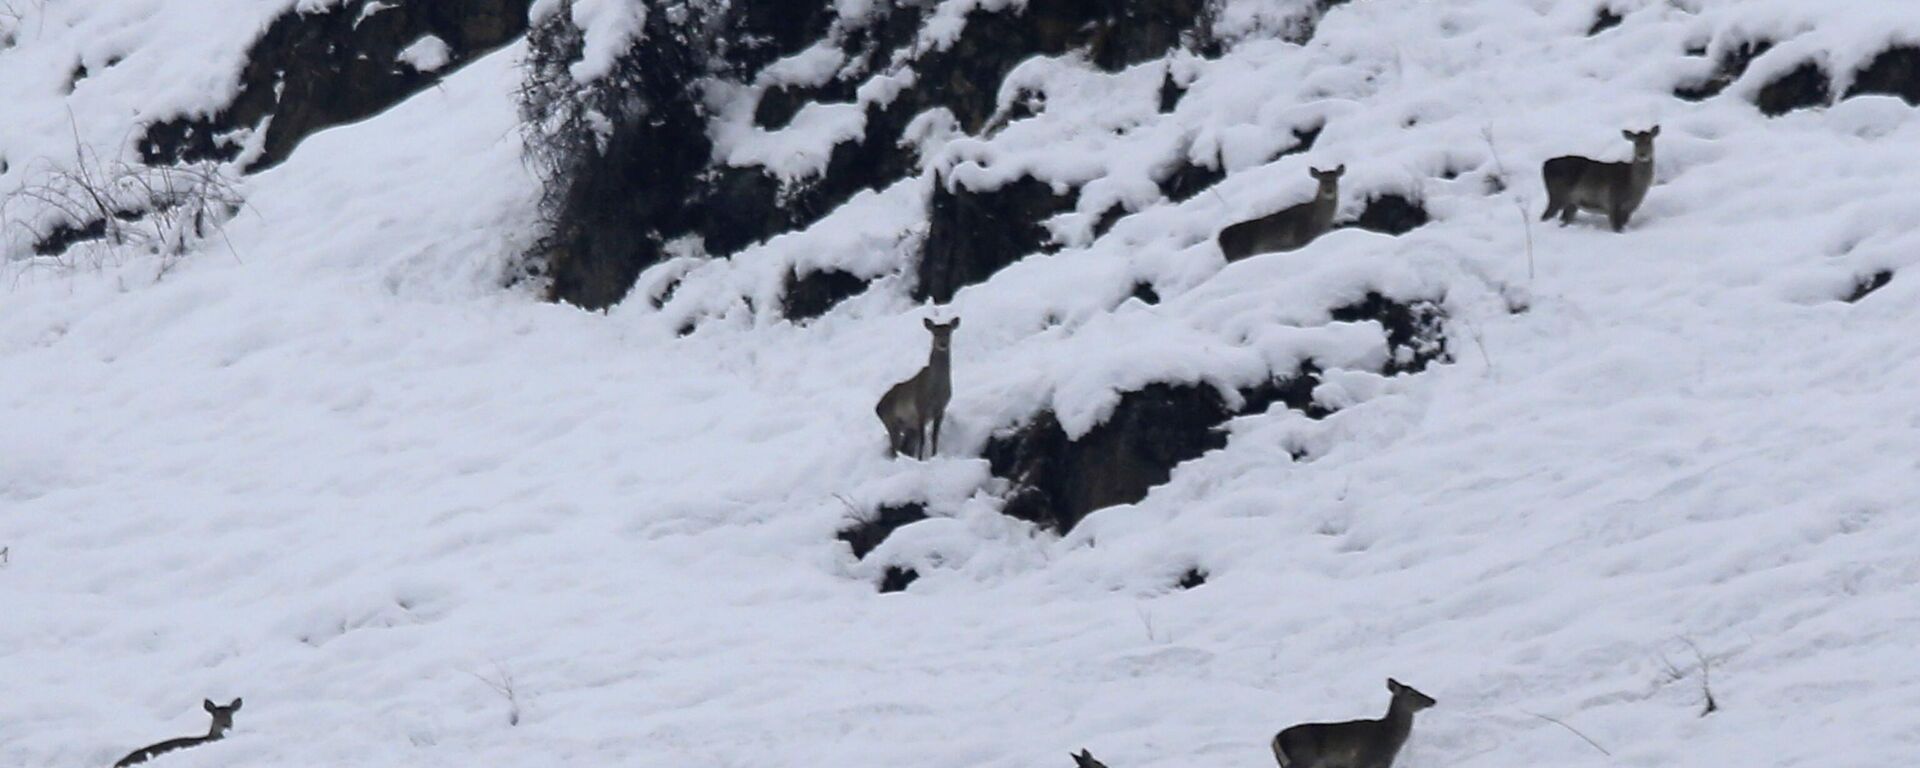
[4,1,1919,767]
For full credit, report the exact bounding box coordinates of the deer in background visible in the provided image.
[115,698,242,767]
[1218,165,1345,261]
[1540,126,1659,232]
[1272,679,1435,768]
[877,317,959,460]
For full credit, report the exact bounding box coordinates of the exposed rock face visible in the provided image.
[783,268,871,322]
[1846,271,1893,304]
[1674,40,1772,101]
[916,174,1078,303]
[985,293,1447,533]
[527,0,1215,310]
[1847,46,1920,105]
[139,0,531,172]
[985,370,1323,533]
[836,502,930,560]
[1754,61,1831,116]
[1342,193,1431,237]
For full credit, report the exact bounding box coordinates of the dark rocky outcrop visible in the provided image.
[985,370,1322,533]
[985,293,1446,533]
[1329,292,1450,375]
[782,268,871,322]
[1587,6,1623,36]
[1845,270,1893,303]
[879,565,920,592]
[1177,567,1208,589]
[528,0,1214,309]
[1674,39,1772,101]
[1846,46,1920,105]
[1755,61,1831,116]
[139,0,532,172]
[916,173,1078,303]
[1341,193,1430,236]
[836,502,929,560]
[1158,124,1320,204]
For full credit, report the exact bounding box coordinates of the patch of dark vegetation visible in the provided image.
[1160,124,1320,203]
[30,210,134,256]
[1341,193,1431,236]
[837,502,929,560]
[915,173,1077,303]
[1755,61,1831,116]
[1329,292,1451,374]
[1157,149,1228,204]
[985,370,1322,533]
[1674,39,1773,101]
[1845,270,1893,303]
[985,292,1446,533]
[1587,6,1623,36]
[1177,567,1208,589]
[1159,66,1187,113]
[782,267,871,322]
[139,0,531,172]
[1093,203,1130,239]
[1130,281,1161,305]
[879,565,920,593]
[1846,46,1920,105]
[524,0,1214,308]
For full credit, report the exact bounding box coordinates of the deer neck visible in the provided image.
[924,345,951,383]
[1630,151,1654,188]
[1312,187,1338,229]
[1381,700,1418,738]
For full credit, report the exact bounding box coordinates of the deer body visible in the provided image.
[877,318,958,460]
[115,698,241,767]
[1218,166,1345,261]
[1540,127,1659,232]
[1272,679,1434,768]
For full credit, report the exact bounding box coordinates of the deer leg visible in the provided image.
[929,413,943,459]
[1539,194,1562,222]
[1609,208,1628,232]
[1560,203,1577,226]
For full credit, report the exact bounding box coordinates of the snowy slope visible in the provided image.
[4,1,1920,767]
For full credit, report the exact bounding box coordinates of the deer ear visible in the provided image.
[1387,678,1402,693]
[923,317,936,330]
[1334,164,1346,176]
[1649,125,1661,137]
[229,698,242,711]
[948,317,961,330]
[204,699,217,712]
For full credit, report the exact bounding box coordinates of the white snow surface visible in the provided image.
[398,35,453,73]
[5,1,1920,767]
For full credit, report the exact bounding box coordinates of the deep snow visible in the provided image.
[4,1,1920,767]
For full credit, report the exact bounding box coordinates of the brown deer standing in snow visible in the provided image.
[1540,126,1658,232]
[876,317,958,460]
[115,698,241,767]
[1272,679,1435,768]
[1218,165,1345,260]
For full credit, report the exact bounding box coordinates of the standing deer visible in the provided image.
[1272,679,1435,768]
[115,698,242,767]
[876,317,958,460]
[1540,126,1658,232]
[1218,165,1345,261]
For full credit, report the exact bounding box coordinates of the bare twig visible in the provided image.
[1480,125,1536,284]
[469,661,523,726]
[1680,637,1718,716]
[1523,710,1612,756]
